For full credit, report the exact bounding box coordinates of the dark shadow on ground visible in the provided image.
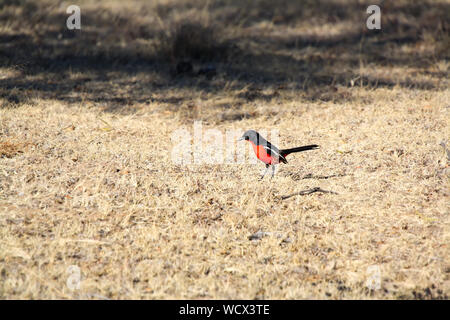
[0,0,448,112]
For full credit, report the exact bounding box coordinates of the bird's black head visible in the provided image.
[239,130,261,144]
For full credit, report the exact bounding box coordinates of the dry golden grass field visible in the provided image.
[0,0,449,299]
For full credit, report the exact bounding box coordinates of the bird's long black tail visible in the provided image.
[281,145,319,156]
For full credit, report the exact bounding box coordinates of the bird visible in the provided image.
[238,130,319,179]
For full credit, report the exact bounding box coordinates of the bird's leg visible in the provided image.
[260,164,270,180]
[271,165,275,179]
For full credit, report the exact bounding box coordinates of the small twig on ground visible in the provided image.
[296,173,347,180]
[281,187,338,200]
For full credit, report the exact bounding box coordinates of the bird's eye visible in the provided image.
[245,137,249,140]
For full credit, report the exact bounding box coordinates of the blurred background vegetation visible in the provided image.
[0,0,448,112]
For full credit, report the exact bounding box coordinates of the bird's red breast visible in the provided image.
[249,141,280,165]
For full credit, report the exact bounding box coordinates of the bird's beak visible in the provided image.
[238,137,244,141]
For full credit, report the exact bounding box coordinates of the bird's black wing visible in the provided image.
[263,142,288,164]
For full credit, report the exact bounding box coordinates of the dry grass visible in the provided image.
[156,18,232,63]
[0,140,25,158]
[0,0,449,299]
